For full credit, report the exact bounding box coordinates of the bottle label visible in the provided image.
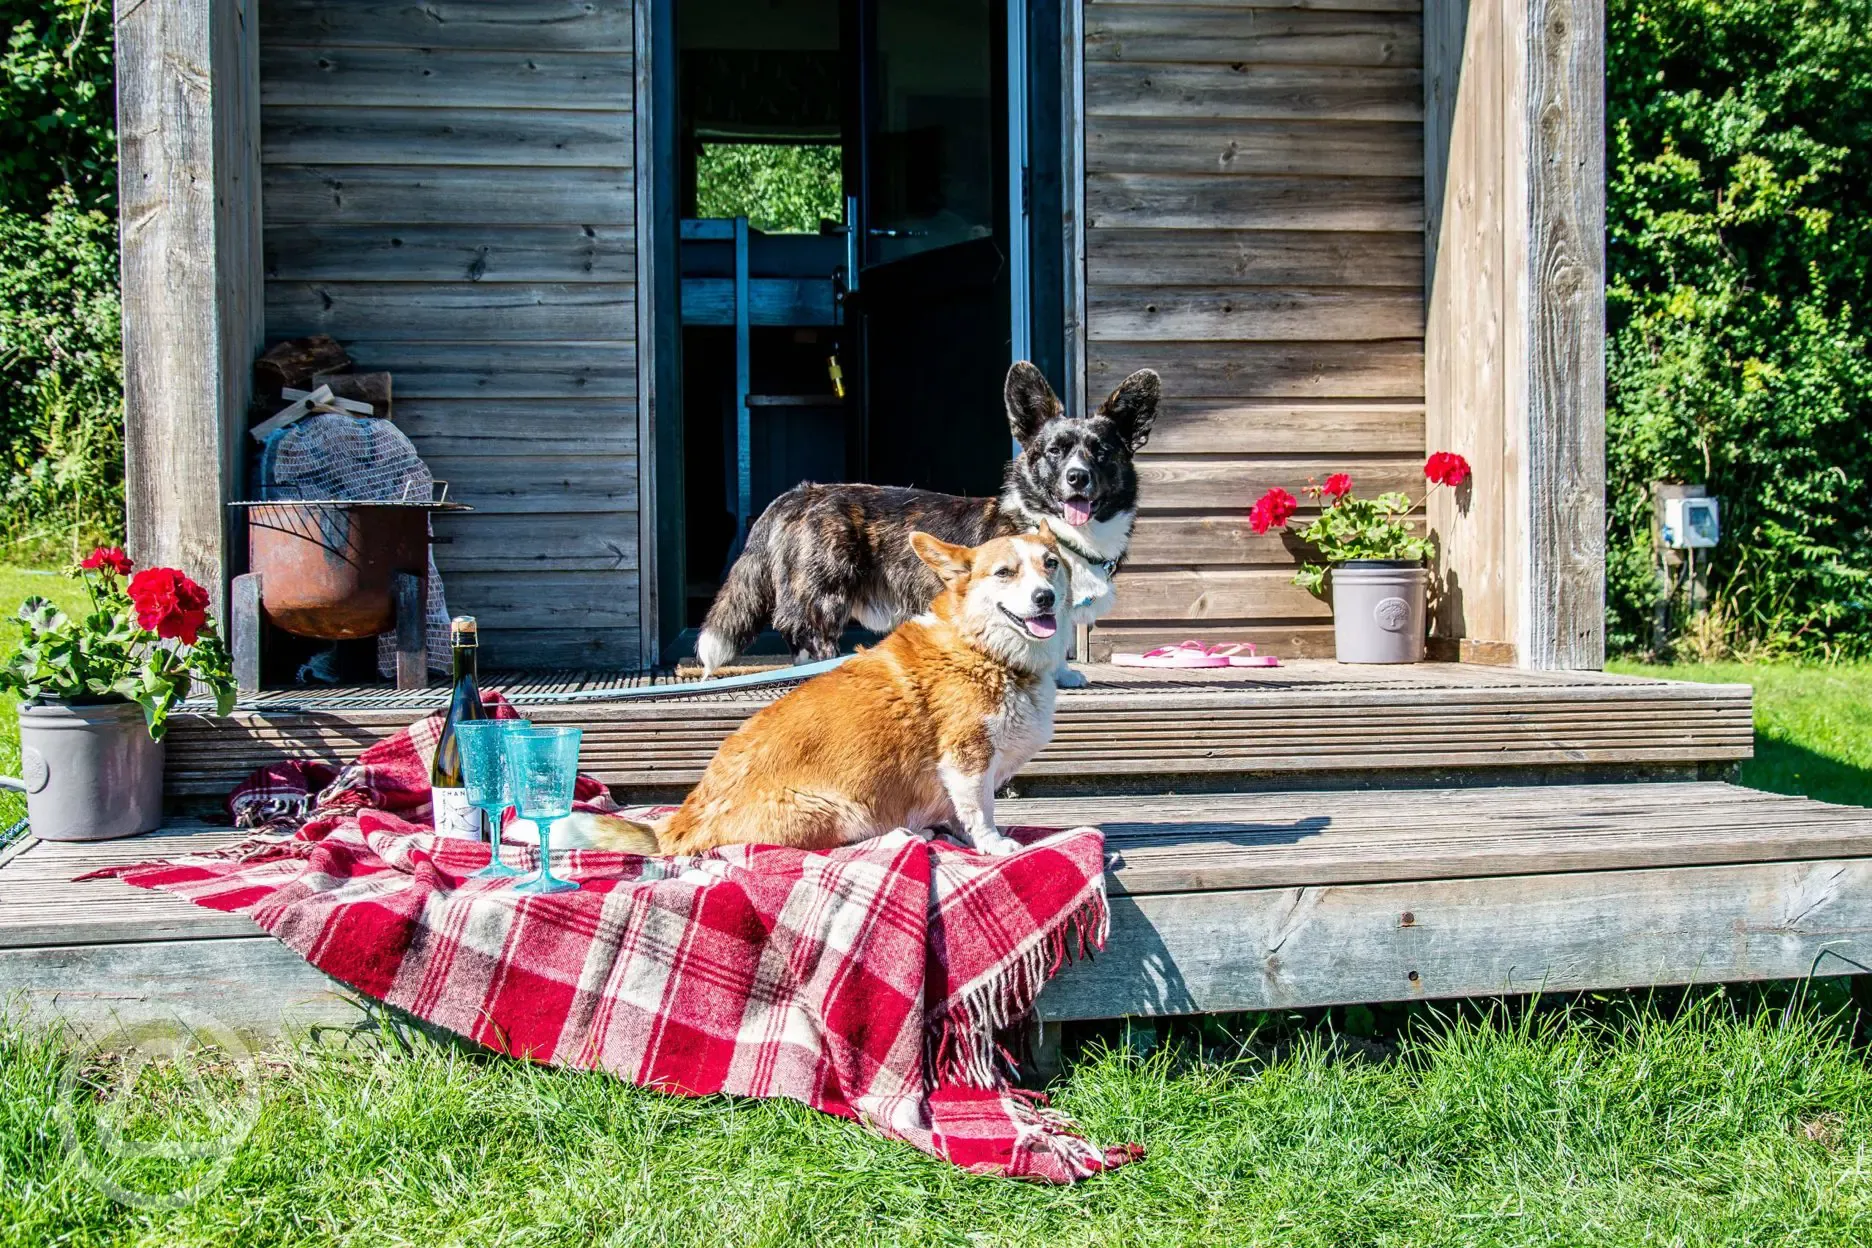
[432,787,482,840]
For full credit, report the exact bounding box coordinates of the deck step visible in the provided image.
[159,661,1754,802]
[2,781,1868,1038]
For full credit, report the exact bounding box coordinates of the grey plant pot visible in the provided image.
[17,700,164,841]
[1329,561,1428,664]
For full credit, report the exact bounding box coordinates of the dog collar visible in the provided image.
[1048,528,1119,578]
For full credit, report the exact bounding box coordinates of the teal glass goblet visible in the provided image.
[458,718,530,880]
[505,726,583,895]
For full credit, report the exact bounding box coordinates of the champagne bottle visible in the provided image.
[430,615,487,839]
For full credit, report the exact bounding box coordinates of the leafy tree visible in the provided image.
[694,143,843,234]
[1607,0,1872,657]
[0,0,119,560]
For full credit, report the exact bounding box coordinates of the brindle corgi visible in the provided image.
[549,530,1069,856]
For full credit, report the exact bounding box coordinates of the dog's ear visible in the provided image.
[909,531,973,586]
[1004,361,1062,445]
[1097,368,1160,452]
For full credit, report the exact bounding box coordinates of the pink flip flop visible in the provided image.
[1110,640,1283,669]
[1111,640,1230,668]
[1205,642,1282,668]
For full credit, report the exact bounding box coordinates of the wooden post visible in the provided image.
[230,572,262,694]
[1424,0,1605,671]
[393,572,426,690]
[116,0,264,622]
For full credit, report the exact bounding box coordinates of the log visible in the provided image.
[254,334,352,398]
[313,370,393,418]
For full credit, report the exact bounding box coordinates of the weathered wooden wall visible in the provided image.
[258,0,642,668]
[1079,0,1428,660]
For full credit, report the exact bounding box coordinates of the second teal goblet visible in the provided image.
[505,726,583,895]
[457,717,530,880]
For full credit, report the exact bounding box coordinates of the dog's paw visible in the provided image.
[972,830,1022,857]
[1053,665,1090,689]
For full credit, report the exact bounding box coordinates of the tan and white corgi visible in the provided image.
[550,530,1069,857]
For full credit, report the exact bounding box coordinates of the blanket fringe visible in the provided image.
[929,888,1110,1089]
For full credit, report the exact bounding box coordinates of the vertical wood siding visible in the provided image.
[1082,0,1426,659]
[258,0,640,668]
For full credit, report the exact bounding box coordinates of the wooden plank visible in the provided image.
[0,937,365,1037]
[1004,784,1872,894]
[1090,623,1331,661]
[425,455,640,514]
[1520,0,1606,669]
[1090,229,1423,288]
[266,224,636,283]
[260,0,633,52]
[267,281,637,342]
[260,46,634,111]
[445,571,641,630]
[432,514,640,573]
[1090,341,1424,399]
[679,277,839,327]
[1089,117,1422,179]
[1136,455,1422,509]
[1087,173,1421,231]
[262,106,633,167]
[1127,513,1313,565]
[395,398,637,456]
[1144,400,1424,455]
[1086,6,1421,67]
[1111,568,1328,621]
[1424,0,1510,651]
[1086,63,1422,122]
[479,628,645,669]
[1036,858,1872,1020]
[1089,285,1423,342]
[158,673,1753,795]
[339,343,637,398]
[117,0,262,619]
[263,165,636,226]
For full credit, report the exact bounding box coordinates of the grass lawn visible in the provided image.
[4,584,1872,1244]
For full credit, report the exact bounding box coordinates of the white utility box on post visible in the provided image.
[1662,496,1720,549]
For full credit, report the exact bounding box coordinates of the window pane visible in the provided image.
[694,143,843,234]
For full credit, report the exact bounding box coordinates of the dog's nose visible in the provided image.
[1031,587,1057,611]
[1064,466,1091,491]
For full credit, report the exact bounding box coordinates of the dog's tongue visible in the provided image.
[1026,613,1059,639]
[1062,499,1093,527]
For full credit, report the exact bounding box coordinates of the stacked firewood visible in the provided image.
[251,335,394,436]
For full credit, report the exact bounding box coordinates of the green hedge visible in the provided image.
[0,0,119,562]
[1607,0,1872,658]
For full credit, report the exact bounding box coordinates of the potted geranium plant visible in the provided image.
[0,547,235,840]
[1250,452,1473,663]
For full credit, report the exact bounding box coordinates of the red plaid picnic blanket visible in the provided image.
[89,697,1140,1182]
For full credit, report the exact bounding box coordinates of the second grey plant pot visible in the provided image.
[16,700,164,841]
[1329,561,1428,664]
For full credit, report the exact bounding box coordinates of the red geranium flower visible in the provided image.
[128,567,211,646]
[1249,487,1299,535]
[80,546,134,576]
[1425,451,1473,488]
[1321,473,1353,502]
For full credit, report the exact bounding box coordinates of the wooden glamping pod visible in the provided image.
[10,0,1869,1041]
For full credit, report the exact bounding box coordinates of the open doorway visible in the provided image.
[664,0,1060,652]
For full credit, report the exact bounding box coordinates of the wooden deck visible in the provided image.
[160,661,1754,803]
[5,781,1871,1038]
